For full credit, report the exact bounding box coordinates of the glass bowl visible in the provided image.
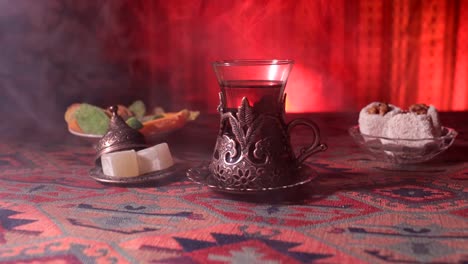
[348,126,457,164]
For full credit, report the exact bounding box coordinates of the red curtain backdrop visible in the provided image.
[100,0,468,113]
[2,0,466,138]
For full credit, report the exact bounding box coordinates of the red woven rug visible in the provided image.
[0,113,466,263]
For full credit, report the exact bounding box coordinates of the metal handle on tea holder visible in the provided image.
[287,118,327,164]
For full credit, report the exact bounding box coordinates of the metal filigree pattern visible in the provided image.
[210,97,297,188]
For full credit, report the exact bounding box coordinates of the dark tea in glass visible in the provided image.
[221,80,284,115]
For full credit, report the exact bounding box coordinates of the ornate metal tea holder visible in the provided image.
[187,93,327,193]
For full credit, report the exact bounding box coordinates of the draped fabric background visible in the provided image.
[0,0,467,136]
[109,0,468,113]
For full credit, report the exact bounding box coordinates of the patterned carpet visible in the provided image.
[0,113,467,263]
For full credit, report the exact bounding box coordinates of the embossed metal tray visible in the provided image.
[89,163,187,185]
[186,163,319,194]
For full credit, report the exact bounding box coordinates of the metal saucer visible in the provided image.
[89,163,187,185]
[186,163,319,194]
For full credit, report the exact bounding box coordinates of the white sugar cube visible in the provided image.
[137,143,174,174]
[101,150,139,177]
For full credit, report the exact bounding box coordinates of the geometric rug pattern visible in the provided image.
[1,114,467,263]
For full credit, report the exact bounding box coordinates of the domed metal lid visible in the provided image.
[95,105,147,163]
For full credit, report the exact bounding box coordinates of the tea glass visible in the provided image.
[209,59,327,189]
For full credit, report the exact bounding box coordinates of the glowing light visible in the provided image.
[268,64,279,81]
[285,65,325,113]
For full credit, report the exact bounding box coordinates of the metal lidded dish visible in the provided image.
[94,105,148,163]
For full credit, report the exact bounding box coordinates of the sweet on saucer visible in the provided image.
[382,104,441,146]
[358,103,442,148]
[358,102,401,137]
